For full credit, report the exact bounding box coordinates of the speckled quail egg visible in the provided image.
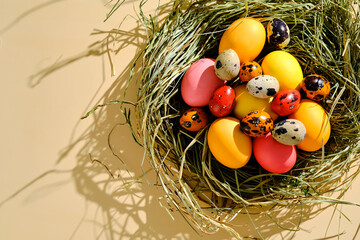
[179,108,209,132]
[214,49,240,81]
[271,119,306,145]
[239,61,263,82]
[246,75,280,99]
[267,18,290,49]
[240,110,274,137]
[299,74,331,101]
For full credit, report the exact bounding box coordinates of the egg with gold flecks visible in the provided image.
[267,18,290,49]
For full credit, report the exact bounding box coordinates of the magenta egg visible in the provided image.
[209,85,235,117]
[253,132,297,173]
[181,58,226,107]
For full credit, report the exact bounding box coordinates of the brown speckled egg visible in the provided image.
[240,110,273,137]
[267,18,290,49]
[214,49,240,81]
[299,74,331,101]
[179,108,209,131]
[239,61,263,82]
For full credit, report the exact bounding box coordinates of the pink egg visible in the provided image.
[253,132,297,173]
[181,58,226,107]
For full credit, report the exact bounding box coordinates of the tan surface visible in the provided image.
[0,1,359,239]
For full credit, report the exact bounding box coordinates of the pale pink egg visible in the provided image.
[181,58,226,107]
[253,132,297,174]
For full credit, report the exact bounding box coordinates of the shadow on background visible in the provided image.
[0,1,343,239]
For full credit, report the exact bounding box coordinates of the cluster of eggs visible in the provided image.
[179,17,331,174]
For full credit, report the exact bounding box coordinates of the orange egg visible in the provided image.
[219,18,266,63]
[207,117,252,169]
[179,108,209,131]
[289,99,331,151]
[239,61,263,82]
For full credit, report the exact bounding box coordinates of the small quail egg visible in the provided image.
[271,119,306,145]
[267,18,290,49]
[246,75,280,99]
[240,110,274,137]
[299,74,331,101]
[179,108,209,132]
[214,49,240,81]
[239,61,263,82]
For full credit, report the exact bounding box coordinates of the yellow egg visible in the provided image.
[219,18,266,63]
[289,99,331,152]
[232,85,278,120]
[207,117,252,169]
[261,50,303,91]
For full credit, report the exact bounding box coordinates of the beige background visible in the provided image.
[0,1,360,239]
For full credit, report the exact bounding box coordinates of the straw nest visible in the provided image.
[104,0,360,238]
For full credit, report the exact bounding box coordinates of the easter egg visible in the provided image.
[253,132,297,174]
[233,85,278,120]
[266,18,290,49]
[179,108,209,131]
[181,58,226,107]
[271,89,301,116]
[289,99,331,151]
[209,85,235,117]
[246,75,280,99]
[208,117,252,169]
[240,110,273,137]
[219,18,266,63]
[271,119,306,145]
[299,74,331,101]
[215,49,240,81]
[239,61,263,82]
[261,50,303,91]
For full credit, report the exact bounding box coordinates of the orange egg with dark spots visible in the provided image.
[240,110,273,137]
[299,74,331,101]
[239,61,263,82]
[179,108,209,131]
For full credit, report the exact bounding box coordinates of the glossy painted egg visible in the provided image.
[214,49,240,81]
[208,117,252,169]
[266,18,290,49]
[181,58,226,107]
[271,89,301,116]
[240,110,273,137]
[289,99,331,151]
[261,50,303,91]
[299,74,331,101]
[253,132,297,174]
[233,85,278,120]
[246,75,280,99]
[219,18,266,63]
[209,85,235,117]
[239,61,263,82]
[271,119,306,145]
[179,108,209,131]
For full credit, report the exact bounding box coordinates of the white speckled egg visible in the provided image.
[246,75,279,99]
[271,119,306,145]
[214,49,240,81]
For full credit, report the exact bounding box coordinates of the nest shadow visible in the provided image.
[22,2,346,240]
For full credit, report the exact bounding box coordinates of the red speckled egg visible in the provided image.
[209,86,235,117]
[271,89,301,116]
